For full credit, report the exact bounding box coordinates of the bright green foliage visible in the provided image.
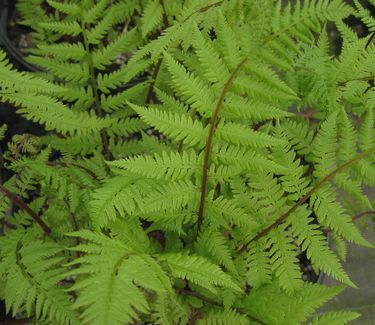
[308,311,360,325]
[0,1,374,325]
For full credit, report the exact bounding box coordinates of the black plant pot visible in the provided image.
[0,0,40,71]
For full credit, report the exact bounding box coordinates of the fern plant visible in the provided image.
[0,0,374,324]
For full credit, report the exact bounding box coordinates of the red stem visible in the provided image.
[238,147,375,253]
[352,210,375,221]
[0,185,51,235]
[197,56,249,232]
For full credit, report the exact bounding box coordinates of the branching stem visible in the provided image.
[352,210,375,221]
[238,147,375,253]
[197,56,249,232]
[0,185,51,235]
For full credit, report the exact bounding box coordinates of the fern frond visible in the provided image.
[29,56,90,83]
[130,103,208,147]
[198,308,248,325]
[141,0,164,37]
[38,21,82,36]
[195,228,235,272]
[359,107,374,151]
[82,0,110,23]
[223,95,293,122]
[338,109,357,161]
[268,229,303,293]
[213,144,287,174]
[101,82,148,112]
[311,187,372,247]
[163,52,216,116]
[35,42,86,61]
[0,51,64,94]
[245,281,346,325]
[46,0,80,15]
[288,206,355,287]
[159,253,241,294]
[90,176,149,227]
[0,231,80,325]
[92,29,140,70]
[313,112,338,177]
[245,240,272,288]
[192,24,230,85]
[109,150,201,181]
[308,310,360,325]
[97,59,151,93]
[216,121,285,148]
[0,93,110,136]
[353,0,375,33]
[140,180,197,214]
[67,231,170,325]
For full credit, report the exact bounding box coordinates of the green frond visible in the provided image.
[106,117,147,137]
[195,228,235,272]
[359,107,374,151]
[97,59,151,93]
[46,0,80,15]
[244,281,345,325]
[223,95,293,122]
[132,23,182,61]
[213,144,287,174]
[151,292,188,325]
[216,121,285,148]
[130,103,208,147]
[35,42,86,61]
[0,51,64,94]
[140,180,197,214]
[267,229,303,293]
[353,0,375,33]
[288,206,355,287]
[308,310,360,325]
[0,93,110,136]
[271,139,311,200]
[89,176,147,227]
[67,232,170,325]
[0,231,80,325]
[331,233,348,262]
[141,0,164,37]
[82,0,110,23]
[280,119,314,155]
[243,60,297,98]
[192,24,230,85]
[101,82,148,112]
[245,240,272,288]
[85,2,136,44]
[163,51,216,117]
[38,21,82,36]
[311,187,372,247]
[356,159,375,187]
[206,196,259,230]
[273,0,352,42]
[215,10,242,69]
[249,173,287,222]
[334,172,372,210]
[92,29,140,70]
[109,150,201,181]
[159,253,241,294]
[338,109,357,161]
[28,56,90,83]
[198,308,248,325]
[313,112,338,177]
